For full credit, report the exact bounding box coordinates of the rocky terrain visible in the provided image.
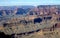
[0,5,60,38]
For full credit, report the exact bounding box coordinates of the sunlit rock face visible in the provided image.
[0,6,35,16]
[0,5,60,16]
[0,5,60,38]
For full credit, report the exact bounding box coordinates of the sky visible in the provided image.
[0,0,60,6]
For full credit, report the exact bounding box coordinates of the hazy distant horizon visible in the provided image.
[0,0,60,6]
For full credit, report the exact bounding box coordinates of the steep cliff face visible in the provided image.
[0,5,60,16]
[0,5,60,38]
[0,6,34,16]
